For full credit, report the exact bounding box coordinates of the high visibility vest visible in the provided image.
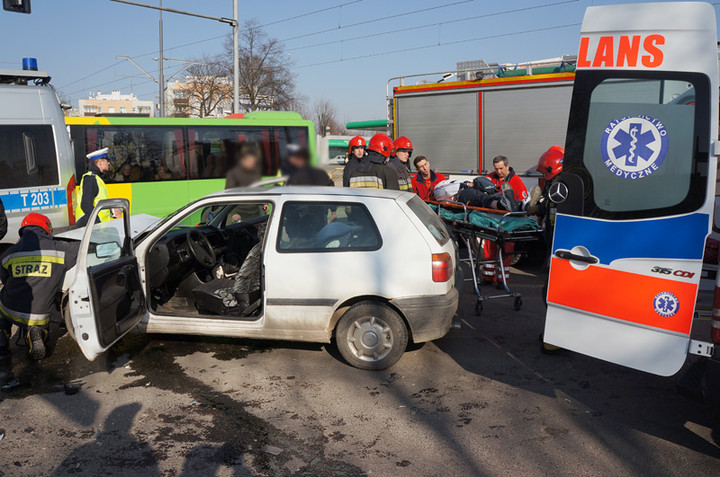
[75,172,112,223]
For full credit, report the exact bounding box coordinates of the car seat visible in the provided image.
[192,223,267,316]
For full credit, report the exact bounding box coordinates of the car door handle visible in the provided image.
[554,250,599,264]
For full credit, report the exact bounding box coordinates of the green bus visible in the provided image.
[66,112,315,222]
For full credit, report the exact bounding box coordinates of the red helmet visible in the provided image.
[391,136,413,156]
[20,213,53,235]
[348,136,366,155]
[368,133,393,158]
[536,146,564,180]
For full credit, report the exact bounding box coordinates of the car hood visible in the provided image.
[55,214,162,241]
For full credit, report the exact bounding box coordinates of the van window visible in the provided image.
[277,202,381,252]
[565,71,710,220]
[0,125,59,189]
[406,196,450,245]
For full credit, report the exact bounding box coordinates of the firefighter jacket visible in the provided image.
[343,155,363,187]
[0,227,79,327]
[348,151,400,190]
[411,170,447,200]
[75,163,111,226]
[388,157,413,192]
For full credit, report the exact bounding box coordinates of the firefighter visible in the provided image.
[343,136,366,187]
[75,147,120,227]
[388,136,413,192]
[482,155,529,286]
[0,213,80,389]
[527,145,564,246]
[348,133,399,190]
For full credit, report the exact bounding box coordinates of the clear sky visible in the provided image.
[1,0,717,124]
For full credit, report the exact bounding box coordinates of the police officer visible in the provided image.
[388,136,413,192]
[348,134,399,190]
[75,147,119,227]
[0,213,79,389]
[343,136,367,187]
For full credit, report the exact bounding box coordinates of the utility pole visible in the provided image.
[111,0,240,114]
[233,0,239,114]
[158,0,165,117]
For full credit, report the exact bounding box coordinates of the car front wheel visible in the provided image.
[335,302,409,370]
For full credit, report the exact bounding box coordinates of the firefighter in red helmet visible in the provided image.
[388,136,414,192]
[348,133,399,190]
[0,213,79,389]
[343,136,367,187]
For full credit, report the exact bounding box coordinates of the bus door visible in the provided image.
[544,2,719,376]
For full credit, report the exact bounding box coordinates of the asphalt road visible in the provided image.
[1,264,719,476]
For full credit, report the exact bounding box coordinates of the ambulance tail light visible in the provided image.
[432,253,453,282]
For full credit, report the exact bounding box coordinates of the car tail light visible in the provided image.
[66,175,76,226]
[432,253,453,282]
[713,281,720,344]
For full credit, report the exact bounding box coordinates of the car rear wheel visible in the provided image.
[335,302,408,370]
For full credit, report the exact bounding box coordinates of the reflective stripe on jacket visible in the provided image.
[75,171,111,223]
[0,227,79,326]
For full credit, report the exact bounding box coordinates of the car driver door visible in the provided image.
[67,198,146,360]
[544,2,719,376]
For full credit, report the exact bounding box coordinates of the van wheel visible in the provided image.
[335,302,408,370]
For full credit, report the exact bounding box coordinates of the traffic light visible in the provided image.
[3,0,31,14]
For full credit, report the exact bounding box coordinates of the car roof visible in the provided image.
[206,186,415,201]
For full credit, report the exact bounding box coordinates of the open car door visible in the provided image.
[544,2,719,376]
[67,199,146,360]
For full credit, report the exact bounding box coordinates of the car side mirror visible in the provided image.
[95,242,121,259]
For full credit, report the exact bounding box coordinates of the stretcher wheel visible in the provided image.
[514,297,522,311]
[475,301,483,316]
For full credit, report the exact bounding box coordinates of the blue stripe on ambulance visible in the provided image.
[553,213,708,265]
[0,187,67,213]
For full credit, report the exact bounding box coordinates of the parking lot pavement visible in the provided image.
[1,265,719,476]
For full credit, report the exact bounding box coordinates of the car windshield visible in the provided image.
[406,196,450,245]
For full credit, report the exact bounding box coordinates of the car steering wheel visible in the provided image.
[186,229,217,268]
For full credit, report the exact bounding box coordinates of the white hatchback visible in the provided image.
[61,187,459,370]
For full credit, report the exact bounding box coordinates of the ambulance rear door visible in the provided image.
[544,2,719,376]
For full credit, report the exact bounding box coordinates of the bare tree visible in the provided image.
[224,20,297,112]
[313,98,347,136]
[179,56,232,118]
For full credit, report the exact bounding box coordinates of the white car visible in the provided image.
[61,187,459,370]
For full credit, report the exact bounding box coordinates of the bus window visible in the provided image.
[190,127,277,179]
[84,126,185,182]
[0,125,59,189]
[274,126,311,169]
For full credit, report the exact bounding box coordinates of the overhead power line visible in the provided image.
[288,0,580,52]
[259,0,365,27]
[282,0,475,42]
[296,22,582,69]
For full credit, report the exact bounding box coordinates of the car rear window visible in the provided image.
[0,125,59,189]
[406,196,450,245]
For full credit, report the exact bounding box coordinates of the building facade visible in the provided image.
[77,90,155,117]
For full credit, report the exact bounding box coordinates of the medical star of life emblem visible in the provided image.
[653,291,679,317]
[600,116,669,180]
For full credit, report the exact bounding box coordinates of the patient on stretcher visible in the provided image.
[433,177,521,211]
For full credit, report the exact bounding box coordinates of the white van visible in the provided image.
[0,64,75,245]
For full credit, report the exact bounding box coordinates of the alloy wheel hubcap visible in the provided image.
[346,315,393,362]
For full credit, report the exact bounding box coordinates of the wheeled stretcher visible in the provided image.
[428,201,543,315]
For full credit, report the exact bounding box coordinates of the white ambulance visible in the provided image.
[543,1,720,393]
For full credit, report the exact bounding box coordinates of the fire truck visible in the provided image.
[388,56,577,178]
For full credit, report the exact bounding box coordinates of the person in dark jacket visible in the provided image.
[0,198,7,241]
[285,146,334,186]
[348,134,399,190]
[388,136,413,192]
[0,213,79,389]
[225,151,261,189]
[411,156,446,200]
[342,136,367,187]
